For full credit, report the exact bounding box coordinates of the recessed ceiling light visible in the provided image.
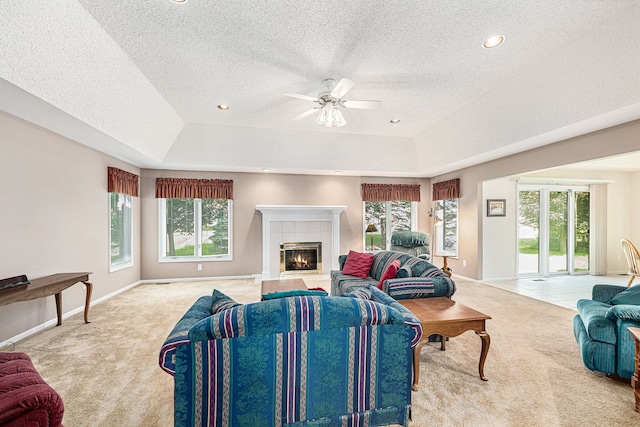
[483,35,505,48]
[334,170,342,174]
[170,0,187,4]
[390,119,400,124]
[217,104,229,110]
[262,168,271,172]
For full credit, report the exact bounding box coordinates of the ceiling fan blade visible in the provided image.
[342,100,382,109]
[331,78,355,99]
[283,92,318,102]
[291,108,318,121]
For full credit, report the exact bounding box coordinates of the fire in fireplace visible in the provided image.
[280,242,322,275]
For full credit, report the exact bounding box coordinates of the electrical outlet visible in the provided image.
[197,264,202,271]
[463,260,467,267]
[509,260,514,267]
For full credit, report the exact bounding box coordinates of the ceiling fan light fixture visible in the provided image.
[317,105,345,128]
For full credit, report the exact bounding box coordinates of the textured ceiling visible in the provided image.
[1,1,639,176]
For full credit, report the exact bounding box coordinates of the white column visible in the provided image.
[261,211,272,280]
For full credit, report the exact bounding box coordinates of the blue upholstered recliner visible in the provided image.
[573,284,640,379]
[390,231,430,260]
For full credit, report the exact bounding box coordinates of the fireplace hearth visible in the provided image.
[280,242,322,275]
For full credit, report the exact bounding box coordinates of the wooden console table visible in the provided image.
[0,272,93,326]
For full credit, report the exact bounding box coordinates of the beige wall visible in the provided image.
[0,112,141,344]
[140,171,430,280]
[432,119,640,279]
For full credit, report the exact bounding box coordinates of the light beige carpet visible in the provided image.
[2,277,640,426]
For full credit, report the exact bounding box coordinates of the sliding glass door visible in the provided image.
[518,185,590,277]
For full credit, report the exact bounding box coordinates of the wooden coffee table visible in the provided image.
[399,297,491,391]
[261,278,307,298]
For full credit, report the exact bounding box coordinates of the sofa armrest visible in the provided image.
[338,254,348,270]
[606,305,640,322]
[159,295,211,375]
[368,286,423,347]
[592,284,627,303]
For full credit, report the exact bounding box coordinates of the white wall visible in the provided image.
[482,179,518,279]
[481,170,636,280]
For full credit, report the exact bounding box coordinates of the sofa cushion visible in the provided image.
[262,289,328,300]
[610,285,640,305]
[342,250,374,278]
[383,277,436,300]
[378,259,401,289]
[210,289,241,314]
[606,305,640,322]
[576,299,617,345]
[397,264,412,278]
[341,287,373,300]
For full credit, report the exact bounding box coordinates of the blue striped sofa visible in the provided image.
[331,250,456,300]
[160,289,421,427]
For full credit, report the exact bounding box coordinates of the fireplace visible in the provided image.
[280,242,322,275]
[256,205,346,279]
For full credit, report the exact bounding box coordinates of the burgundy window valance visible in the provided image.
[432,178,460,201]
[107,167,139,197]
[155,178,234,199]
[361,184,421,202]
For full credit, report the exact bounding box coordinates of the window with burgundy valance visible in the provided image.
[155,177,233,262]
[108,167,138,270]
[362,183,420,252]
[431,178,459,257]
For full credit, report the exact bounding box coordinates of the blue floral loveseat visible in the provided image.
[160,287,421,427]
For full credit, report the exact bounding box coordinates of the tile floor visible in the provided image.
[480,274,633,310]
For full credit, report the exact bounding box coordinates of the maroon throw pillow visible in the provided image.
[342,250,374,278]
[378,259,401,289]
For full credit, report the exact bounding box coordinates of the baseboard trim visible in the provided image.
[139,274,261,284]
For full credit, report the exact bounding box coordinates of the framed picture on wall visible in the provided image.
[487,199,506,217]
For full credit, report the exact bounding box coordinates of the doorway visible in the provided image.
[517,185,590,277]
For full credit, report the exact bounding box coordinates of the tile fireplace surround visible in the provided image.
[256,205,347,279]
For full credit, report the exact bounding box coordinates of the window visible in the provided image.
[110,192,133,270]
[432,178,460,258]
[364,201,418,251]
[159,198,232,261]
[433,198,458,257]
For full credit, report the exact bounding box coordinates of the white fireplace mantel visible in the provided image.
[256,205,347,279]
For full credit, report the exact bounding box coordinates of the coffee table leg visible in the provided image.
[411,340,426,391]
[477,330,490,381]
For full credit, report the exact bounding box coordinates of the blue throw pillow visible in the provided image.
[610,285,640,305]
[210,289,241,314]
[261,289,328,300]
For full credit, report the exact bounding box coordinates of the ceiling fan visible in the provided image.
[283,78,381,127]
